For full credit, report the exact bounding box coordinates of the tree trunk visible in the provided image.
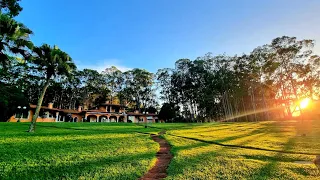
[242,97,248,122]
[28,80,50,132]
[251,87,257,122]
[262,86,269,121]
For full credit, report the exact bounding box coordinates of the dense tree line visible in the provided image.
[157,37,320,122]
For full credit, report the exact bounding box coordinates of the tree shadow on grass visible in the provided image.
[166,133,315,179]
[249,138,296,180]
[2,152,155,180]
[171,132,266,155]
[169,121,293,153]
[166,132,317,156]
[166,124,319,179]
[166,131,273,179]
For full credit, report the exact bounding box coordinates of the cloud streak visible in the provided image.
[76,59,132,73]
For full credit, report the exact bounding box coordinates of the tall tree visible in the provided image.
[123,68,154,111]
[266,36,315,116]
[28,44,76,132]
[102,66,123,103]
[156,68,174,102]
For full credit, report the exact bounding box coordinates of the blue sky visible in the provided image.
[17,0,320,73]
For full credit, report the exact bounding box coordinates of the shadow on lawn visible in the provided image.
[167,131,317,179]
[2,152,155,180]
[167,121,290,155]
[172,131,267,154]
[165,120,318,156]
[250,138,296,179]
[167,132,318,156]
[166,131,272,179]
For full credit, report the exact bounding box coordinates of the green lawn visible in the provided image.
[1,121,319,180]
[0,123,159,180]
[154,121,320,180]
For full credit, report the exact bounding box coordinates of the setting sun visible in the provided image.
[300,98,310,109]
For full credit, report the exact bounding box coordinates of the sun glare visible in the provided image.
[300,98,310,109]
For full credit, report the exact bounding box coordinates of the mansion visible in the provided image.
[8,101,159,123]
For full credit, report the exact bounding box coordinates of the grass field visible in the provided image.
[0,121,319,179]
[0,123,159,180]
[155,121,320,180]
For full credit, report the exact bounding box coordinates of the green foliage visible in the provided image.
[146,106,157,114]
[123,68,156,110]
[159,103,176,122]
[0,123,159,179]
[0,12,33,69]
[31,44,76,80]
[102,66,123,103]
[0,83,28,121]
[0,0,22,17]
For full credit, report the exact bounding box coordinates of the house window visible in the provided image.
[40,111,56,118]
[15,111,29,119]
[56,115,63,122]
[48,112,56,118]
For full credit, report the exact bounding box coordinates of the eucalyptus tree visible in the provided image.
[171,59,197,119]
[266,36,315,116]
[123,68,154,111]
[28,44,76,132]
[102,66,123,104]
[75,69,107,108]
[156,68,174,102]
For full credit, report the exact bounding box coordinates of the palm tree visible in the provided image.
[28,44,76,132]
[0,12,33,69]
[1,0,23,17]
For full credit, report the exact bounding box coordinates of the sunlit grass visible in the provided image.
[0,123,158,180]
[159,121,320,179]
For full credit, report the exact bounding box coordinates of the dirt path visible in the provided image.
[139,131,173,180]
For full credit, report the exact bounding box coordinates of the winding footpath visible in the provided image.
[140,131,173,180]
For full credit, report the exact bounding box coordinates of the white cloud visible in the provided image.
[76,59,132,73]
